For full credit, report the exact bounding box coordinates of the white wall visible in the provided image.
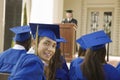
[30,0,63,24]
[53,0,63,23]
[30,0,54,23]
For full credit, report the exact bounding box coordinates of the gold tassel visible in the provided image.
[35,25,39,56]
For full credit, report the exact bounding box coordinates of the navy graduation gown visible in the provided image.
[69,63,120,80]
[103,64,120,80]
[8,54,45,80]
[70,57,83,69]
[69,57,83,80]
[55,56,69,80]
[0,48,27,73]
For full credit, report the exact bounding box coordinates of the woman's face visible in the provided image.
[37,37,56,63]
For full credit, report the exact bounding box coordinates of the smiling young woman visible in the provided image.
[8,23,60,80]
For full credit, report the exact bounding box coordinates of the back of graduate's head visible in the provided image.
[76,38,86,57]
[79,30,112,80]
[15,37,32,51]
[30,23,60,63]
[85,46,106,64]
[10,26,31,51]
[78,47,86,57]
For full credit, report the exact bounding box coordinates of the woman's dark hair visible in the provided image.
[81,46,106,80]
[45,48,63,80]
[78,47,86,57]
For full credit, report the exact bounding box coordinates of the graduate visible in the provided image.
[46,37,69,80]
[69,47,86,79]
[8,23,60,80]
[70,41,86,70]
[69,38,86,80]
[70,30,120,80]
[0,26,31,73]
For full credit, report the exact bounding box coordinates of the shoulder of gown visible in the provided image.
[0,48,27,73]
[70,57,83,69]
[69,63,85,80]
[103,63,120,80]
[8,54,45,80]
[55,56,69,80]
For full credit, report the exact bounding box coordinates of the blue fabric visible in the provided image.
[55,56,69,80]
[13,32,31,42]
[0,48,27,73]
[56,37,67,48]
[70,57,83,69]
[69,63,120,80]
[103,64,120,80]
[69,57,84,80]
[10,26,31,42]
[76,30,112,50]
[30,23,60,41]
[8,54,45,80]
[56,37,67,43]
[69,64,86,80]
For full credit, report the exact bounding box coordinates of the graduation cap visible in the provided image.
[76,30,112,50]
[29,23,60,41]
[56,37,67,48]
[65,10,73,13]
[10,25,31,42]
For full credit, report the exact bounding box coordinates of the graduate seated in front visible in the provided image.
[45,37,69,80]
[69,41,86,79]
[0,26,31,73]
[69,30,120,80]
[8,23,60,80]
[70,40,86,70]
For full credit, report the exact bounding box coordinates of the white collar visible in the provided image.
[67,18,72,21]
[13,44,25,50]
[27,47,35,54]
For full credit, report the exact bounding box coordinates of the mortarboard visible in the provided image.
[56,37,67,48]
[76,30,112,50]
[29,23,60,41]
[10,26,31,42]
[65,10,73,13]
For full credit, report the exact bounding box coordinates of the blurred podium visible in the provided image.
[0,73,10,80]
[59,23,76,62]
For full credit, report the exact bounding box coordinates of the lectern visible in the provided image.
[0,73,10,80]
[59,23,76,62]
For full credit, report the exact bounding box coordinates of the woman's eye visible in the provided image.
[52,44,56,48]
[44,42,49,46]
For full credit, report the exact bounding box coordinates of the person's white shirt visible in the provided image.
[27,47,35,54]
[13,44,25,50]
